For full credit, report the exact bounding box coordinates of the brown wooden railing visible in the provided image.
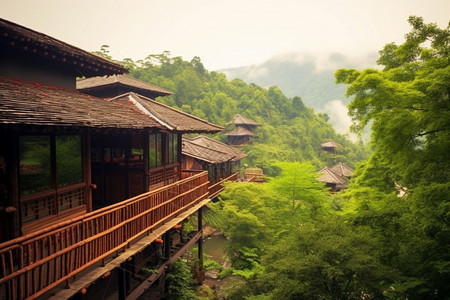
[208,172,239,199]
[0,171,209,300]
[148,163,180,189]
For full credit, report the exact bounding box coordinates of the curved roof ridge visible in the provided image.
[0,18,127,77]
[109,92,223,133]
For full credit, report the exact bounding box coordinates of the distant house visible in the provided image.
[225,114,260,146]
[229,114,261,132]
[318,167,347,192]
[320,139,341,154]
[329,162,354,178]
[182,136,245,184]
[244,167,265,183]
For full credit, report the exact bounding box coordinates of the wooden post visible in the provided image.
[163,231,171,260]
[8,133,20,238]
[177,134,182,180]
[143,133,149,191]
[85,130,92,212]
[197,207,203,270]
[125,257,132,294]
[118,264,126,300]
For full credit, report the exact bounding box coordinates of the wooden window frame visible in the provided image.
[18,134,86,226]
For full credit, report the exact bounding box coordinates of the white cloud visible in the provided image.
[321,99,353,135]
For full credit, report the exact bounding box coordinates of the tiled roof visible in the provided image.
[225,126,257,137]
[182,137,235,164]
[0,76,163,130]
[189,136,246,161]
[320,139,341,148]
[329,162,354,177]
[110,93,224,133]
[0,18,127,77]
[318,167,346,184]
[77,75,173,97]
[228,114,260,126]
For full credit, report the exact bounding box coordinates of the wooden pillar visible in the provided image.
[180,222,186,243]
[143,132,149,191]
[163,231,171,260]
[118,264,126,300]
[177,134,182,179]
[84,130,93,212]
[197,207,203,270]
[124,257,132,294]
[9,134,20,238]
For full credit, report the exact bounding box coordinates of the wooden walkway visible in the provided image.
[47,199,209,300]
[0,171,209,300]
[0,171,239,299]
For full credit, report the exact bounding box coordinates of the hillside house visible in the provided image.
[225,114,260,146]
[329,162,354,178]
[320,139,341,154]
[318,167,347,192]
[0,18,225,299]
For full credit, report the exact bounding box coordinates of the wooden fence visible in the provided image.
[0,171,209,300]
[208,172,239,199]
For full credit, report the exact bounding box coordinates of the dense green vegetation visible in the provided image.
[98,15,449,299]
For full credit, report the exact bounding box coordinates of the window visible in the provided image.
[168,134,178,164]
[149,133,162,168]
[19,136,52,195]
[56,136,82,187]
[19,135,84,223]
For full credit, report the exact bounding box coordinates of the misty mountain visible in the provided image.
[220,52,378,134]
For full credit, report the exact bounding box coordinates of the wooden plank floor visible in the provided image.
[45,198,211,300]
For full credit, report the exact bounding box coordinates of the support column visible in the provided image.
[197,207,203,270]
[118,265,126,300]
[163,231,171,260]
[125,257,132,295]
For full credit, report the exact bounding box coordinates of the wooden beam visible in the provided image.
[126,230,203,300]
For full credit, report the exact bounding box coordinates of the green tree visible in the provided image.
[164,259,196,300]
[336,16,450,298]
[259,216,396,300]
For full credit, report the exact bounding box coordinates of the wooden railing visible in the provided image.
[208,172,239,199]
[0,171,209,300]
[148,163,180,189]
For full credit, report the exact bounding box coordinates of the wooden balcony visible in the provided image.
[0,171,209,300]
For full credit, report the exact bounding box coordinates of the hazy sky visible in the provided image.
[2,0,449,70]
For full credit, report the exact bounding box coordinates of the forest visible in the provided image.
[98,17,449,299]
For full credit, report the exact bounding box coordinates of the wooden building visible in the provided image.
[329,162,354,178]
[320,139,341,154]
[182,135,245,183]
[318,166,347,192]
[0,18,227,299]
[225,114,260,146]
[244,167,265,183]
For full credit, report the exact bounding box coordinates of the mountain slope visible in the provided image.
[220,52,378,133]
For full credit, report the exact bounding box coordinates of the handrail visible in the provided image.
[0,171,209,300]
[208,172,239,199]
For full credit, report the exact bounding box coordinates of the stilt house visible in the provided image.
[0,18,229,299]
